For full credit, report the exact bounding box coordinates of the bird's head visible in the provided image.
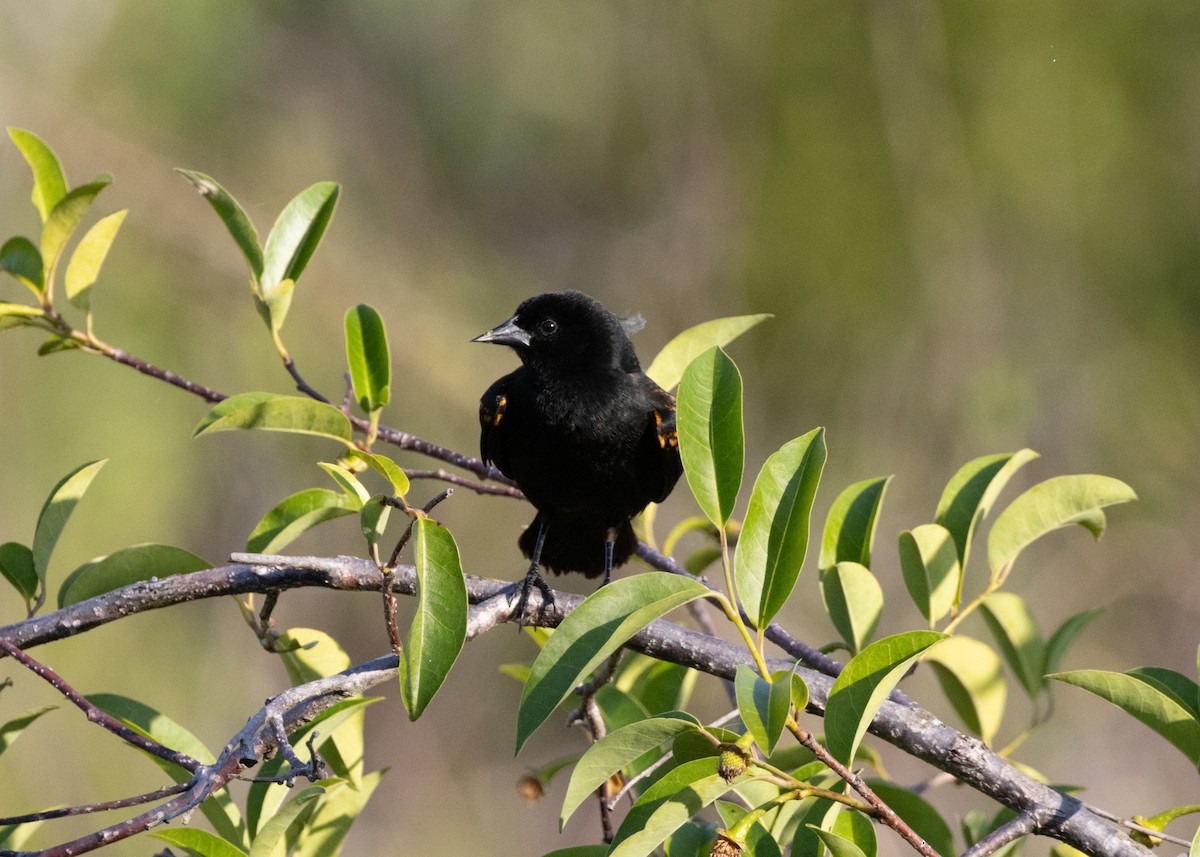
[473,291,640,375]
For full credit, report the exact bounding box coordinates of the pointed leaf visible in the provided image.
[358,451,410,496]
[560,714,701,829]
[736,429,826,628]
[32,459,107,598]
[0,236,44,294]
[399,518,467,719]
[935,450,1039,567]
[864,779,956,857]
[820,476,891,572]
[819,561,883,655]
[0,302,46,331]
[926,635,1007,743]
[8,128,67,223]
[260,182,340,330]
[677,346,743,528]
[808,825,869,857]
[0,542,37,602]
[980,593,1046,698]
[898,524,961,625]
[41,177,113,283]
[1043,608,1102,677]
[246,786,324,857]
[247,488,358,553]
[151,829,248,857]
[293,769,384,857]
[58,544,211,607]
[987,475,1136,580]
[825,631,947,764]
[608,758,734,857]
[517,573,714,752]
[734,666,793,755]
[1049,669,1200,767]
[176,169,263,279]
[646,314,772,391]
[317,462,371,506]
[194,392,352,443]
[65,209,127,310]
[0,705,57,757]
[1126,668,1200,721]
[344,304,390,413]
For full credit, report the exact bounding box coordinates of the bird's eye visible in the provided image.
[538,318,558,336]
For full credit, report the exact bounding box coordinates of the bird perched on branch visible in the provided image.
[474,291,683,606]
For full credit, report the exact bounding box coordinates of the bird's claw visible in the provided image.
[511,565,555,625]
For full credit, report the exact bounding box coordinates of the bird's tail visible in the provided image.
[519,514,638,578]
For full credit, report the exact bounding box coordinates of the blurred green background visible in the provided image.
[2,2,1198,853]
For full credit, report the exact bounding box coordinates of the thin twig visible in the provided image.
[0,784,189,825]
[961,814,1038,857]
[404,468,525,498]
[282,357,330,403]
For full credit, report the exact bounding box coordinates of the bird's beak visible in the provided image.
[472,315,531,348]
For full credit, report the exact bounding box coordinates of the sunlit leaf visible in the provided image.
[820,476,891,572]
[935,450,1039,567]
[318,461,371,506]
[0,542,37,602]
[399,518,467,720]
[898,524,960,626]
[359,494,391,550]
[0,302,46,331]
[517,573,714,752]
[808,824,869,857]
[608,758,733,857]
[560,714,701,830]
[677,346,743,528]
[980,593,1045,698]
[32,459,107,600]
[987,475,1136,581]
[194,392,353,444]
[819,561,883,655]
[645,314,772,391]
[1049,669,1200,767]
[358,451,410,496]
[65,209,127,311]
[246,785,324,857]
[1126,668,1200,721]
[0,236,44,294]
[58,544,211,607]
[41,177,113,285]
[926,635,1007,743]
[8,128,68,223]
[293,769,385,857]
[152,829,248,857]
[247,488,358,553]
[736,429,826,628]
[345,303,391,413]
[825,631,947,764]
[734,665,793,756]
[176,169,264,279]
[260,182,340,330]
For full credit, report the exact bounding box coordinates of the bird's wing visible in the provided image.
[479,375,512,468]
[643,380,684,503]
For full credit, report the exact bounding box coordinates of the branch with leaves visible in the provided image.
[3,128,1200,857]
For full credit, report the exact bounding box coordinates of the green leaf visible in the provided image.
[41,177,113,287]
[0,236,44,294]
[0,302,46,331]
[820,476,891,572]
[194,392,353,444]
[8,128,68,223]
[1049,669,1200,767]
[260,182,340,330]
[808,825,869,857]
[980,593,1046,698]
[819,562,883,655]
[864,780,956,857]
[1043,608,1101,677]
[987,475,1137,580]
[246,786,324,857]
[677,346,744,528]
[540,848,610,857]
[359,494,391,551]
[825,631,947,764]
[615,655,697,716]
[736,429,826,628]
[64,209,127,311]
[344,304,391,413]
[0,705,56,758]
[176,169,264,279]
[926,635,1007,743]
[1126,668,1200,721]
[32,459,107,600]
[152,829,248,857]
[0,542,37,602]
[560,714,701,829]
[247,488,358,553]
[734,666,793,756]
[517,573,714,752]
[58,544,211,607]
[935,450,1039,567]
[608,758,734,857]
[645,314,772,391]
[318,462,371,506]
[357,451,410,497]
[898,524,961,626]
[293,769,384,857]
[399,518,467,720]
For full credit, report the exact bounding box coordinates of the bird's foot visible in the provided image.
[511,565,555,625]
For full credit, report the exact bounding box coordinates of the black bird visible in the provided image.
[474,291,683,603]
